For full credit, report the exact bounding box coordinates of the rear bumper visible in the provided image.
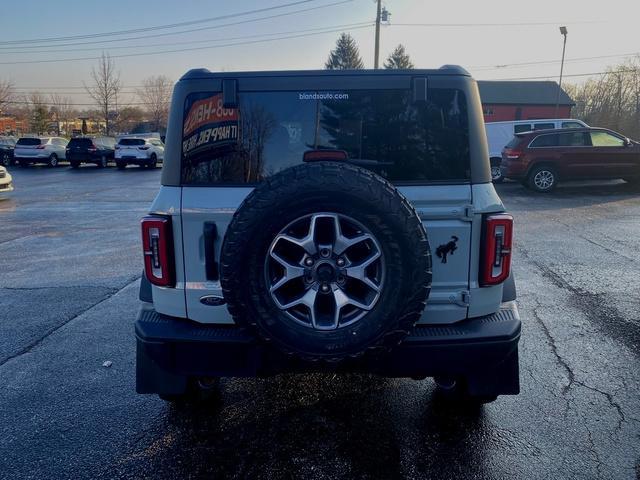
[136,301,521,396]
[116,155,154,164]
[67,153,101,162]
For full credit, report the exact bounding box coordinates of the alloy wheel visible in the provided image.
[533,170,554,190]
[265,213,385,331]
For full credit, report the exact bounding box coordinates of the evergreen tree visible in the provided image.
[325,33,365,70]
[384,44,414,69]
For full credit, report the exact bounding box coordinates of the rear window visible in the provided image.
[119,138,145,146]
[505,135,524,149]
[181,88,470,185]
[68,138,93,147]
[17,138,42,146]
[530,133,558,148]
[514,124,532,134]
[533,123,555,130]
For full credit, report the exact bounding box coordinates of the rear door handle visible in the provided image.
[203,222,219,280]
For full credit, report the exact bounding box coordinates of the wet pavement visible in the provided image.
[0,165,638,479]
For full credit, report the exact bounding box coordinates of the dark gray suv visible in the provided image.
[135,67,521,405]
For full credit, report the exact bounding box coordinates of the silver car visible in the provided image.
[14,137,69,167]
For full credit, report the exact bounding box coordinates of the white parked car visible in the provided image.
[0,166,13,199]
[115,137,164,169]
[485,118,588,182]
[14,137,69,167]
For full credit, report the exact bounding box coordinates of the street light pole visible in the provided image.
[555,26,568,117]
[374,0,381,69]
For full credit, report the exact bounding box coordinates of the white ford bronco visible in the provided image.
[136,66,520,405]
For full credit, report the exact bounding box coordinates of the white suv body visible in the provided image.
[14,137,69,166]
[135,68,522,405]
[115,137,164,168]
[0,166,13,198]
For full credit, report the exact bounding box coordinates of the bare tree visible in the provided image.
[49,94,74,135]
[136,75,172,131]
[26,92,50,135]
[565,56,640,139]
[0,79,13,114]
[84,53,121,135]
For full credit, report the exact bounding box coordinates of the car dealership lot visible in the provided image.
[0,167,639,479]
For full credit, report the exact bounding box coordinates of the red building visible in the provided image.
[478,81,574,122]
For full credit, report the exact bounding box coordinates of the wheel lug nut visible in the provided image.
[321,283,330,292]
[336,257,345,267]
[304,257,314,266]
[320,248,330,258]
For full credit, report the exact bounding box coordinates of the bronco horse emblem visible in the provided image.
[436,236,459,264]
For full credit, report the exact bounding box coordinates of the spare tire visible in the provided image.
[220,162,432,361]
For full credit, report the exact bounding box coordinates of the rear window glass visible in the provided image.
[17,138,42,146]
[530,134,558,147]
[181,88,470,185]
[68,138,93,147]
[119,138,145,146]
[505,135,524,149]
[514,124,532,134]
[533,123,555,130]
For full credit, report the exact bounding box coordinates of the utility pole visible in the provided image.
[374,0,381,69]
[555,26,568,117]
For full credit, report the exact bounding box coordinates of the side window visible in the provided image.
[557,132,587,147]
[514,124,532,134]
[562,121,583,129]
[533,123,555,130]
[530,134,558,148]
[590,131,625,147]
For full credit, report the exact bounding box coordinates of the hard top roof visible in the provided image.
[179,66,470,81]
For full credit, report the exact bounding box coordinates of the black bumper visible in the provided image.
[136,302,521,396]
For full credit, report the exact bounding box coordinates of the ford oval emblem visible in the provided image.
[199,295,226,306]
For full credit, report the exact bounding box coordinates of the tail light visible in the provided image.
[480,214,513,286]
[88,143,97,152]
[114,145,120,150]
[503,148,523,160]
[141,216,175,287]
[139,146,150,150]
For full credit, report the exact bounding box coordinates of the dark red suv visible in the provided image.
[500,127,640,192]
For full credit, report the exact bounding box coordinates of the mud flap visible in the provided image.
[465,345,520,396]
[136,341,188,395]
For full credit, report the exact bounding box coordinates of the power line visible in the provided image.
[0,0,352,51]
[0,20,372,56]
[0,0,322,45]
[481,69,639,81]
[390,20,602,27]
[0,23,374,65]
[472,52,640,71]
[3,100,163,106]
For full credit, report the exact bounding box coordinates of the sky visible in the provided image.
[0,0,638,109]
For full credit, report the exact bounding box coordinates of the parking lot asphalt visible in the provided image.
[0,164,639,480]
